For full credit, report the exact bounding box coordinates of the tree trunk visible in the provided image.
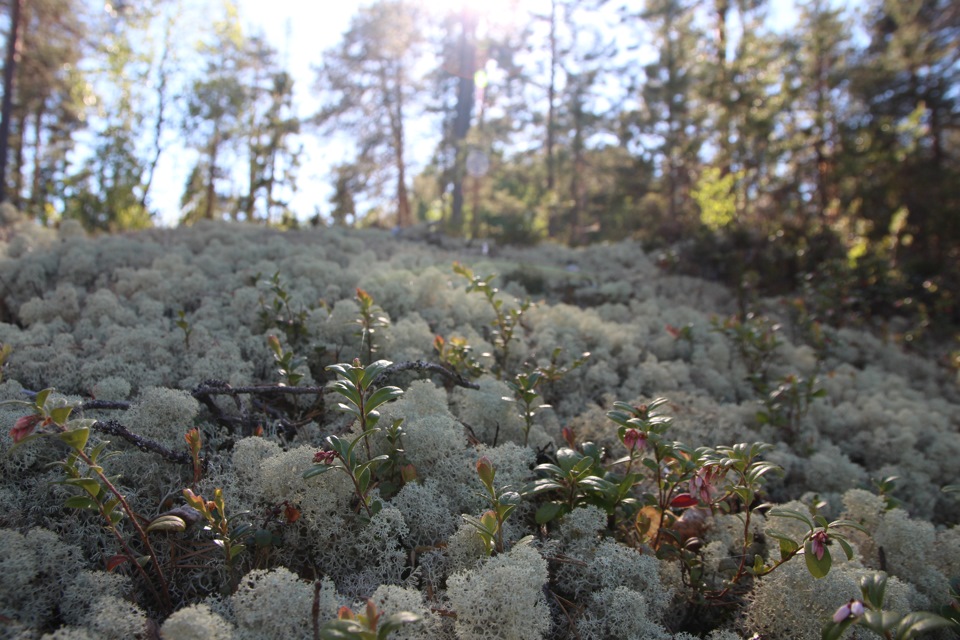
[204,124,220,220]
[546,0,557,192]
[0,0,25,204]
[450,6,476,234]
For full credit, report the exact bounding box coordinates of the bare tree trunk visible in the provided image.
[546,0,557,192]
[204,125,220,220]
[0,0,25,204]
[450,6,476,234]
[384,62,411,227]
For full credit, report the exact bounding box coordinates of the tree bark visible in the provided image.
[0,0,25,204]
[450,6,476,234]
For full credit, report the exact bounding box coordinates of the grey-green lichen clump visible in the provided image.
[0,217,958,639]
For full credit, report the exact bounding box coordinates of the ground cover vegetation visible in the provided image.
[0,213,958,639]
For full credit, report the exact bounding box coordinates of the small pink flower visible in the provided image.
[623,429,646,451]
[10,414,42,444]
[832,603,851,623]
[832,599,864,623]
[689,465,724,504]
[313,450,335,465]
[810,529,828,561]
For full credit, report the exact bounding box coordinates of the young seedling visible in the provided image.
[268,334,304,387]
[303,359,403,518]
[355,287,390,365]
[464,457,521,555]
[453,262,530,379]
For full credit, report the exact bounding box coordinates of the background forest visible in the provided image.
[0,0,959,338]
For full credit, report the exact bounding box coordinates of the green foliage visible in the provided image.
[693,167,740,231]
[3,388,173,613]
[303,359,403,517]
[433,334,485,380]
[453,262,531,379]
[764,507,866,580]
[464,456,521,555]
[757,373,826,447]
[317,599,421,640]
[175,310,193,351]
[258,271,311,348]
[355,288,390,365]
[711,313,782,392]
[267,334,303,387]
[180,486,253,578]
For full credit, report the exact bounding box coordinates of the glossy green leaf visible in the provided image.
[303,465,332,479]
[535,502,565,524]
[769,507,815,530]
[365,386,403,412]
[804,540,832,578]
[894,611,956,639]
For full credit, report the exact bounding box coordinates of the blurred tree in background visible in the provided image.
[0,0,958,332]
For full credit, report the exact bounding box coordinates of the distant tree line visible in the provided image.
[1,0,958,328]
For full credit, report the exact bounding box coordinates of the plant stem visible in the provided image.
[77,447,173,612]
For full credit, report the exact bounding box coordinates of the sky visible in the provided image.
[149,1,357,226]
[148,0,810,227]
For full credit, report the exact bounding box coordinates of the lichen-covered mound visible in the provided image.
[1,216,958,639]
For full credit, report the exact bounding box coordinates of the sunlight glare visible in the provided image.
[417,0,528,29]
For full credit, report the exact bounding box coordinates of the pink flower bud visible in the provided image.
[10,414,42,444]
[313,450,335,465]
[811,529,828,560]
[623,429,646,451]
[832,599,864,623]
[832,603,851,623]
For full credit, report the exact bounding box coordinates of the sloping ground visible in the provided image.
[0,213,958,639]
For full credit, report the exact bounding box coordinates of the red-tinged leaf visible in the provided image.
[670,493,699,508]
[10,414,41,444]
[105,555,129,572]
[284,504,301,524]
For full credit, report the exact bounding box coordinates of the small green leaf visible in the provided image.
[88,441,110,463]
[303,465,332,479]
[64,496,100,511]
[535,502,565,524]
[769,507,815,530]
[146,515,187,533]
[894,611,956,640]
[229,544,246,561]
[58,428,90,451]
[378,612,423,639]
[34,388,53,409]
[63,477,101,497]
[49,406,73,426]
[804,540,832,578]
[365,386,403,413]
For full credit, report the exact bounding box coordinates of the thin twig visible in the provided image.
[371,360,481,389]
[92,420,192,465]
